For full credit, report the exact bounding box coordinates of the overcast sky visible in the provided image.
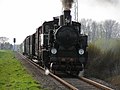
[0,0,120,44]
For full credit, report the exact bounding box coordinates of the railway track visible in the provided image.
[17,52,114,90]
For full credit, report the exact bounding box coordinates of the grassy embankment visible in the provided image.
[0,50,43,90]
[85,39,120,89]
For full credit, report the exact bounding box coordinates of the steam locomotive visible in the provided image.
[22,10,88,75]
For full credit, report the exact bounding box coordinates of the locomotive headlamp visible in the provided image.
[78,49,84,55]
[51,48,57,54]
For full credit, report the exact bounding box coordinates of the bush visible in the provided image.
[87,43,102,59]
[85,43,102,77]
[85,39,120,82]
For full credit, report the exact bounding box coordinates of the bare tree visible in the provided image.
[0,37,10,50]
[0,37,9,43]
[103,20,117,39]
[81,19,120,42]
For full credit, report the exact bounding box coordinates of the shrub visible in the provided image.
[85,39,120,82]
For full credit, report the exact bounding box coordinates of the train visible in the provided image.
[21,10,88,75]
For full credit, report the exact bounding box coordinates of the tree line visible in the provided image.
[0,37,13,50]
[0,19,120,50]
[81,19,120,42]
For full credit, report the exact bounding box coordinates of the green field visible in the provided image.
[0,50,43,90]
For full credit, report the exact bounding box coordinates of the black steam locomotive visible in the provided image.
[22,10,88,75]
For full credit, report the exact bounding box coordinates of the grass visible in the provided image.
[0,50,43,90]
[107,75,120,88]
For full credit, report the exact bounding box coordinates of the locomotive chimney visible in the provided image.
[64,10,72,25]
[60,0,74,26]
[59,10,72,26]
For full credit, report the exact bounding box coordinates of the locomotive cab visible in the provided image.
[38,20,59,68]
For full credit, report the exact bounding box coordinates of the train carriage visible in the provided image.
[29,33,35,59]
[23,36,30,56]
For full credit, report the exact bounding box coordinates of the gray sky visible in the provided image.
[0,0,120,44]
[78,0,120,22]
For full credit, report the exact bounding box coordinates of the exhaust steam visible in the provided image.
[61,0,74,10]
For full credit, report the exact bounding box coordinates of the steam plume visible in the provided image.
[61,0,74,10]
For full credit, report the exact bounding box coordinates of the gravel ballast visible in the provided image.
[15,52,68,90]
